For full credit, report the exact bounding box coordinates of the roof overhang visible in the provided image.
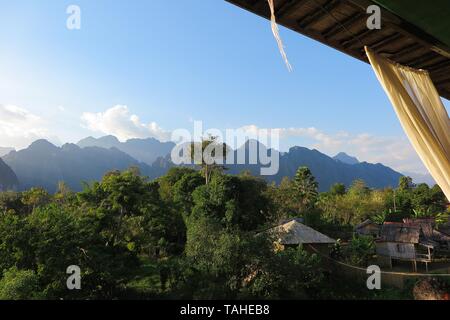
[225,0,450,100]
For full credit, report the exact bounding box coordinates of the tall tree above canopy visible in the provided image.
[21,187,50,213]
[348,180,370,197]
[190,173,271,231]
[293,167,319,214]
[398,176,414,191]
[190,136,228,185]
[330,183,346,196]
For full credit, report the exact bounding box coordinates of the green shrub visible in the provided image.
[0,267,43,300]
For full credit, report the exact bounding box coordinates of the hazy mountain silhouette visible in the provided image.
[333,152,360,165]
[0,158,19,191]
[159,139,403,191]
[0,147,14,157]
[224,141,402,191]
[2,137,404,193]
[77,135,175,165]
[2,140,159,192]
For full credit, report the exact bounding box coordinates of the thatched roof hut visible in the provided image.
[265,219,336,246]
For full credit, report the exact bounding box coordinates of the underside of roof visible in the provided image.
[225,0,450,100]
[373,0,450,49]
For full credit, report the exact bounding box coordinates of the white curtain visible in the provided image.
[365,47,450,200]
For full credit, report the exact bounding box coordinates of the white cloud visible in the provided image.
[238,124,426,174]
[0,104,54,149]
[0,103,428,175]
[81,105,171,142]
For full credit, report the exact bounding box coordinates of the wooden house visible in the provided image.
[355,219,380,238]
[263,218,336,253]
[438,220,450,242]
[376,222,434,272]
[404,218,450,252]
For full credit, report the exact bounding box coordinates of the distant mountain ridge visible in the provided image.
[77,135,175,165]
[2,137,405,193]
[333,152,360,165]
[2,140,161,192]
[0,158,19,191]
[0,147,14,157]
[225,142,402,191]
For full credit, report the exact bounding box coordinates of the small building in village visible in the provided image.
[438,220,450,241]
[403,218,450,252]
[355,219,381,238]
[263,218,336,254]
[376,223,430,272]
[375,220,450,272]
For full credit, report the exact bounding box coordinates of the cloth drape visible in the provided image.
[365,47,450,200]
[267,0,292,72]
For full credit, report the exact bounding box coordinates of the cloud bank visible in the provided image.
[0,104,53,149]
[81,105,171,142]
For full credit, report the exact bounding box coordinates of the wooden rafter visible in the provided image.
[225,0,450,100]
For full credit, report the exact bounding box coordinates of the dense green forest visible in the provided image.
[0,163,448,300]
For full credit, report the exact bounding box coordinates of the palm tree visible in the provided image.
[190,135,228,184]
[293,166,319,214]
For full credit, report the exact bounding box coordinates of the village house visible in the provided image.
[438,219,450,240]
[403,218,450,252]
[355,219,381,238]
[376,222,431,272]
[263,218,336,254]
[376,219,450,272]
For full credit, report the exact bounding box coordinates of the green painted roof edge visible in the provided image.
[372,0,450,50]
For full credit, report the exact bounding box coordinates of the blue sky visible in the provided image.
[0,0,449,175]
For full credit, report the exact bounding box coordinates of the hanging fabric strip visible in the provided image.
[267,0,292,72]
[365,46,450,200]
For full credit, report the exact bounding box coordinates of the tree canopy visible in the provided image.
[0,166,447,300]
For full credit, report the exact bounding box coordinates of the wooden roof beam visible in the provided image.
[389,43,423,60]
[403,52,438,67]
[428,60,450,72]
[323,12,365,39]
[276,0,305,20]
[416,56,447,70]
[432,70,450,82]
[347,0,450,58]
[297,0,341,29]
[340,28,372,49]
[368,33,403,51]
[225,0,450,100]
